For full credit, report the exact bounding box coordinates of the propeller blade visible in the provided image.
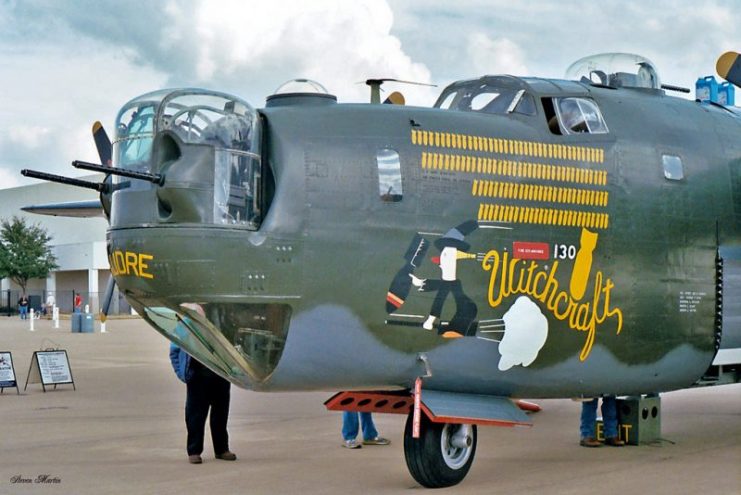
[92,121,113,165]
[383,91,406,105]
[717,51,741,88]
[100,275,116,323]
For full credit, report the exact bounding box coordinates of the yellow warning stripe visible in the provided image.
[472,180,609,207]
[477,203,609,230]
[421,152,608,186]
[411,129,604,163]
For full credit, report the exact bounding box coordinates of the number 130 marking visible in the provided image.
[554,244,576,260]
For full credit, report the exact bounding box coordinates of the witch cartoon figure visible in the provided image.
[410,221,479,338]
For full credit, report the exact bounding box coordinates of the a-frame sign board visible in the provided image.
[25,350,75,392]
[0,351,19,395]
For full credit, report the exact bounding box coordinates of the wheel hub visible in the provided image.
[440,423,474,469]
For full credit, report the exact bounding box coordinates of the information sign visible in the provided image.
[25,350,75,392]
[0,351,19,394]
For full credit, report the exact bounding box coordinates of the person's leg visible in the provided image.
[580,399,598,439]
[601,396,618,438]
[209,377,231,456]
[342,411,359,440]
[359,412,379,441]
[600,396,624,445]
[185,377,209,456]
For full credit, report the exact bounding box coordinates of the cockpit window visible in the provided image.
[552,97,608,135]
[434,79,536,116]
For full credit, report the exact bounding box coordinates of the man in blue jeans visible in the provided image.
[18,295,28,320]
[579,396,625,447]
[341,411,390,449]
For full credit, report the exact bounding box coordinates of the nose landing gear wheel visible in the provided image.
[403,412,477,488]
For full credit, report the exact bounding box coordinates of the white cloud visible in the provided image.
[161,0,433,104]
[8,126,51,150]
[0,34,168,187]
[467,34,529,76]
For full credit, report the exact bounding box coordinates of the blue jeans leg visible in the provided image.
[342,411,359,441]
[580,399,598,439]
[359,412,379,441]
[601,396,618,438]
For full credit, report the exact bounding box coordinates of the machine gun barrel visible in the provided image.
[72,160,164,185]
[21,169,107,192]
[661,84,691,94]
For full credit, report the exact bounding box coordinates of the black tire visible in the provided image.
[403,412,477,488]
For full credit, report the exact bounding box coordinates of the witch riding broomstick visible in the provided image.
[385,221,479,338]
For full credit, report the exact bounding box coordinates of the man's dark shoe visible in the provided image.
[188,455,203,464]
[605,437,625,447]
[216,451,237,461]
[579,437,602,448]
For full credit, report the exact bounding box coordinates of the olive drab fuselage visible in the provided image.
[106,74,741,398]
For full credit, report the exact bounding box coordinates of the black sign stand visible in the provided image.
[0,351,19,395]
[24,349,76,392]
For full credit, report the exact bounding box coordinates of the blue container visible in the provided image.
[71,313,95,333]
[71,313,82,333]
[696,76,718,102]
[80,313,94,333]
[717,81,735,106]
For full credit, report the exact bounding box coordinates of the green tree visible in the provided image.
[0,216,58,295]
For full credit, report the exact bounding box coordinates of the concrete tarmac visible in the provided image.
[0,317,739,495]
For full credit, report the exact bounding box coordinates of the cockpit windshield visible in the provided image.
[434,76,536,116]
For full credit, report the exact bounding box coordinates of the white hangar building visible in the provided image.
[0,174,126,314]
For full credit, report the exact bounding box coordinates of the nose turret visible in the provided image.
[109,89,264,230]
[106,89,291,388]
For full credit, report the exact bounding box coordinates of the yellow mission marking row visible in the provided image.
[422,152,608,186]
[472,180,609,207]
[411,129,604,163]
[478,203,610,230]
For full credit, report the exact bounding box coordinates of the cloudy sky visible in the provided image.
[1,0,740,189]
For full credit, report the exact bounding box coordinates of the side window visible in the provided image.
[549,97,609,135]
[377,149,402,202]
[662,154,684,180]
